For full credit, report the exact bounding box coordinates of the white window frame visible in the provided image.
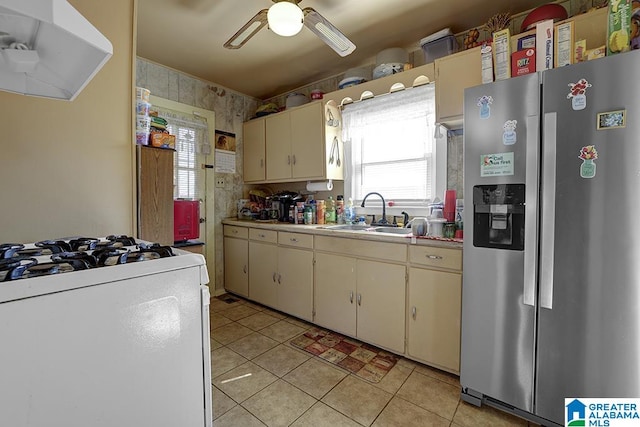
[341,83,447,216]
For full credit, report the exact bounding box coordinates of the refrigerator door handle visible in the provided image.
[523,114,539,307]
[540,112,557,310]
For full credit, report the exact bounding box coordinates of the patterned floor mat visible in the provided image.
[290,327,399,383]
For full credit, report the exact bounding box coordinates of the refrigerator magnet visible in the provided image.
[481,152,514,177]
[477,95,493,119]
[597,110,626,130]
[578,145,598,178]
[503,120,517,145]
[567,78,592,110]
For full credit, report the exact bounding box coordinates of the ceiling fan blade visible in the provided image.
[223,9,268,49]
[302,7,356,57]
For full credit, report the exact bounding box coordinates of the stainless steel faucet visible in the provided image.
[360,192,388,225]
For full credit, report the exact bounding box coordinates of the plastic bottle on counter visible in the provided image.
[336,195,345,224]
[344,197,355,224]
[303,205,311,224]
[325,196,336,224]
[317,200,325,225]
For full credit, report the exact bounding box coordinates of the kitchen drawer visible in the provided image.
[224,225,248,239]
[315,235,406,263]
[409,246,461,271]
[278,232,313,249]
[249,228,278,243]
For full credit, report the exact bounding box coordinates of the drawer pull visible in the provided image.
[290,238,299,243]
[259,233,266,238]
[412,306,417,319]
[232,229,238,234]
[426,255,443,260]
[349,291,353,304]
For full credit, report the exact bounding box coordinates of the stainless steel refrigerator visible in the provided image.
[461,50,640,426]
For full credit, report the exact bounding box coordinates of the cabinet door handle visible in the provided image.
[292,155,297,165]
[412,306,417,320]
[287,155,291,165]
[357,293,361,306]
[272,272,277,282]
[277,274,282,284]
[260,158,264,168]
[426,255,443,260]
[243,265,247,274]
[349,291,353,304]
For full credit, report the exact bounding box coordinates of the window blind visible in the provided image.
[153,107,208,200]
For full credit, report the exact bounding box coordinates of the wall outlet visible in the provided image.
[215,177,225,188]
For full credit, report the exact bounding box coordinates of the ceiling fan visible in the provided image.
[223,0,356,57]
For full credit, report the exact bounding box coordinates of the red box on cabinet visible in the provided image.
[174,200,199,242]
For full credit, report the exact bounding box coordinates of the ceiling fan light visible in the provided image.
[267,2,303,37]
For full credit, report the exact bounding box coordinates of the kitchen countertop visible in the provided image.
[222,219,463,250]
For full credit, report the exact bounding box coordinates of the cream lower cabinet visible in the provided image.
[314,236,406,354]
[223,226,249,297]
[224,237,248,296]
[314,252,357,337]
[248,229,314,321]
[407,246,462,374]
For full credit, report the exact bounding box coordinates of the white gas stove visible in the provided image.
[0,235,212,427]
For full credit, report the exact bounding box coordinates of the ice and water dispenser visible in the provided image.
[472,184,525,250]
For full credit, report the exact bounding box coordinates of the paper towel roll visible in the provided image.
[306,180,333,192]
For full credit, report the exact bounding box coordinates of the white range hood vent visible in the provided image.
[0,0,113,101]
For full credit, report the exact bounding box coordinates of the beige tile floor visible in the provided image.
[210,295,539,427]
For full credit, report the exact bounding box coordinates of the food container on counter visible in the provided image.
[136,86,150,102]
[428,218,446,237]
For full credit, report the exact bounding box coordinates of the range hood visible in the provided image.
[0,0,113,101]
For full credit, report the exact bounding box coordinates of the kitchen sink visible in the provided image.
[371,227,412,235]
[322,224,372,231]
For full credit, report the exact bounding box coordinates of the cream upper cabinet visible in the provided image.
[265,111,292,181]
[243,117,266,183]
[246,101,343,183]
[290,102,324,179]
[434,46,482,127]
[408,267,462,374]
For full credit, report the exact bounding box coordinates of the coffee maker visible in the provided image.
[270,192,302,222]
